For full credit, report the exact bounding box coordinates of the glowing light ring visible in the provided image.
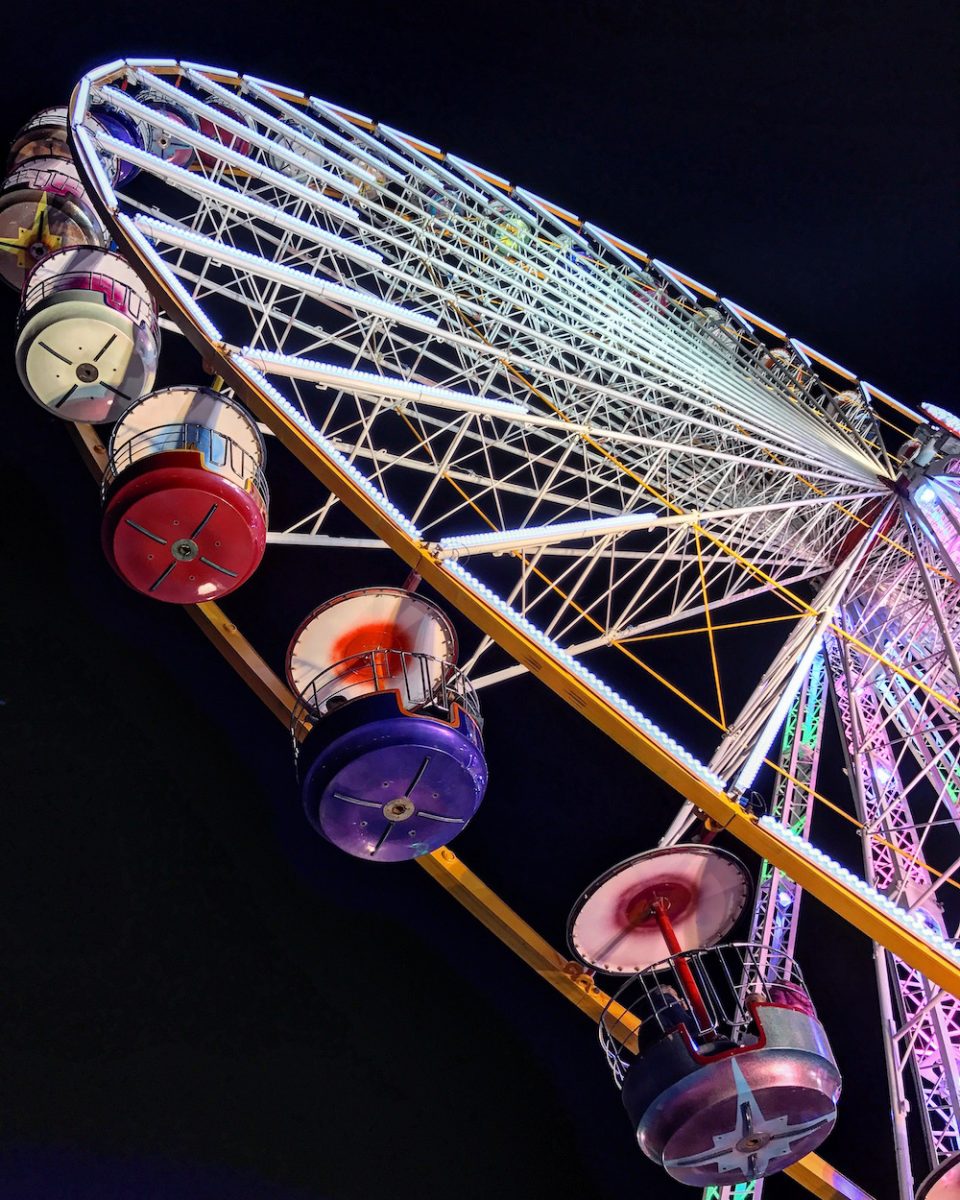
[64,61,960,997]
[923,404,960,440]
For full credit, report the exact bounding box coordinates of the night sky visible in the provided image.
[1,4,957,1199]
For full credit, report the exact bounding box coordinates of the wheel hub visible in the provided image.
[736,1132,772,1153]
[171,537,199,561]
[383,797,415,822]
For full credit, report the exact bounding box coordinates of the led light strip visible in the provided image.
[789,338,814,369]
[581,222,649,267]
[793,341,858,383]
[724,300,787,341]
[237,349,529,417]
[132,216,438,331]
[124,58,180,69]
[243,73,305,98]
[651,258,699,304]
[759,816,960,964]
[514,186,583,234]
[90,131,383,268]
[71,124,119,211]
[242,80,398,186]
[73,74,92,121]
[659,264,719,302]
[377,122,443,159]
[445,153,511,192]
[437,493,888,561]
[719,299,754,333]
[179,59,237,76]
[118,214,222,343]
[96,83,359,223]
[437,511,676,558]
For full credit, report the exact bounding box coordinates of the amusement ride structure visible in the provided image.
[2,58,959,1198]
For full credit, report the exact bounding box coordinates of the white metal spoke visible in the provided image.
[65,60,960,1193]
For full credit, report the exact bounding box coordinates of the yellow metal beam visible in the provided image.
[785,1152,876,1199]
[420,846,630,1028]
[212,353,958,994]
[69,419,869,1197]
[68,421,628,1025]
[186,600,298,728]
[62,67,894,1197]
[65,233,959,995]
[66,191,960,995]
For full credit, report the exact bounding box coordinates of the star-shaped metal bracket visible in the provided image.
[0,192,62,269]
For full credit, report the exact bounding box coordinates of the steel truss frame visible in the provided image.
[56,58,960,1196]
[66,420,874,1200]
[827,628,960,1198]
[706,654,827,1200]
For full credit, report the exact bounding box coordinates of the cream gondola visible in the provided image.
[16,246,160,423]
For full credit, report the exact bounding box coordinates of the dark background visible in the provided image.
[1,3,957,1198]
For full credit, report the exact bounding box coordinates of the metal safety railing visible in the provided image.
[599,942,815,1088]
[103,421,269,512]
[292,648,482,752]
[19,267,159,340]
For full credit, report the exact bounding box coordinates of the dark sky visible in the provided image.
[1,4,957,1199]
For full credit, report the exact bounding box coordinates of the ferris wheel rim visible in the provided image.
[61,58,960,1001]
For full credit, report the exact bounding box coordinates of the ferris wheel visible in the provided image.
[4,57,959,1198]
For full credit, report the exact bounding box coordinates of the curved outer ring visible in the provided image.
[64,59,960,997]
